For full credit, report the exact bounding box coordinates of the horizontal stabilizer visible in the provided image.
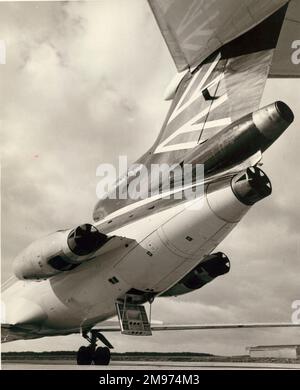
[148,0,288,72]
[270,0,300,77]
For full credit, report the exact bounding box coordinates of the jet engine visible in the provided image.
[183,101,294,174]
[161,252,230,297]
[13,224,108,280]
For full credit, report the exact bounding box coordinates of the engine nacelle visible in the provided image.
[183,101,294,175]
[13,224,108,280]
[161,252,230,297]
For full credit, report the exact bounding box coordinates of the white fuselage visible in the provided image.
[2,179,250,337]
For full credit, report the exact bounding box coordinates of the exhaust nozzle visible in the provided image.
[253,101,294,143]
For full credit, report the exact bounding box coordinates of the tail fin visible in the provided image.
[140,5,288,166]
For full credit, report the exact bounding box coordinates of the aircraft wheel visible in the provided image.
[77,346,93,365]
[93,346,111,365]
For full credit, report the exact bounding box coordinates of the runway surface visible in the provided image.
[2,360,300,370]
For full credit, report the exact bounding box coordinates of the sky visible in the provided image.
[0,0,300,355]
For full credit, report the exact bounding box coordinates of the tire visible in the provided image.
[93,346,111,365]
[77,346,93,365]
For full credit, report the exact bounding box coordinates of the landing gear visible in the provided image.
[77,330,113,365]
[77,346,94,365]
[93,346,111,366]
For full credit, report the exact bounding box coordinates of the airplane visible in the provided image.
[2,0,300,366]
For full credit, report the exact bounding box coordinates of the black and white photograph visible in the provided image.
[1,0,300,376]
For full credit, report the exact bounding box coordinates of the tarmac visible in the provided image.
[2,360,300,370]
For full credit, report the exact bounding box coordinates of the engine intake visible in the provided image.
[13,224,108,280]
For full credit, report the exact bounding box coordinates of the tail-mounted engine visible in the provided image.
[67,224,107,256]
[161,252,230,297]
[13,224,108,280]
[183,101,294,175]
